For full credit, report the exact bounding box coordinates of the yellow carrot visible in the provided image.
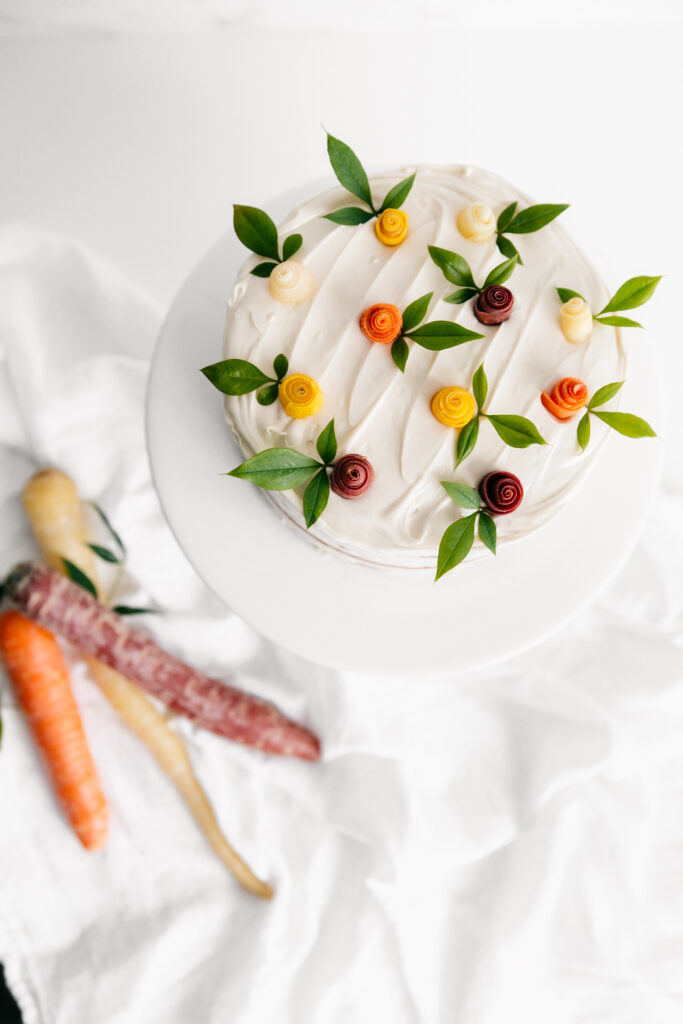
[21,468,273,898]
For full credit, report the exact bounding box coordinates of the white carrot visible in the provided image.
[21,468,273,899]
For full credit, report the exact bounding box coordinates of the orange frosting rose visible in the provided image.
[359,303,403,344]
[541,377,589,421]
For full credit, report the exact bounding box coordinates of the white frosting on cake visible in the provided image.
[222,166,626,569]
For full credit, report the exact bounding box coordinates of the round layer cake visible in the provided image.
[221,166,626,570]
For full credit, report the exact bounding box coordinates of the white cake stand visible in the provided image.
[146,184,661,676]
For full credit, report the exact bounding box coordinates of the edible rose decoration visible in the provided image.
[331,455,374,499]
[474,286,514,325]
[279,374,323,419]
[375,208,408,247]
[540,377,588,421]
[478,471,524,515]
[359,303,403,344]
[431,387,477,430]
[559,296,593,344]
[457,203,496,242]
[268,260,314,305]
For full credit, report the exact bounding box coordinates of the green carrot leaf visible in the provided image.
[588,380,625,410]
[87,543,122,565]
[228,449,322,490]
[201,359,272,396]
[506,203,569,234]
[496,202,518,233]
[441,480,481,510]
[256,383,280,406]
[478,511,497,555]
[487,414,547,448]
[391,335,409,373]
[62,558,98,598]
[273,353,289,380]
[483,254,518,289]
[594,315,643,328]
[455,416,479,468]
[316,419,338,465]
[407,321,484,350]
[472,363,488,410]
[556,287,585,303]
[323,207,375,225]
[496,235,521,262]
[326,132,373,209]
[401,291,433,333]
[233,205,280,261]
[443,288,478,305]
[303,469,330,528]
[598,275,661,315]
[282,234,302,262]
[112,605,158,616]
[591,411,657,438]
[435,514,477,580]
[428,246,476,288]
[91,503,126,556]
[379,172,416,213]
[250,262,278,278]
[577,412,591,452]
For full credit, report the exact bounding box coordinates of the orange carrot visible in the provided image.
[0,611,108,851]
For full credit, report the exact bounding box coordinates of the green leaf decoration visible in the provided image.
[407,321,484,350]
[487,414,546,448]
[303,469,330,528]
[228,448,322,490]
[282,234,302,261]
[0,581,5,606]
[444,288,478,305]
[588,380,625,410]
[113,605,157,616]
[401,291,433,333]
[391,335,409,373]
[483,254,518,289]
[326,132,373,210]
[556,287,585,303]
[379,172,416,214]
[201,359,272,396]
[591,411,656,439]
[496,202,518,233]
[435,514,477,580]
[496,235,521,262]
[428,246,476,289]
[233,205,280,262]
[316,419,338,465]
[506,203,569,234]
[455,417,479,468]
[251,262,278,278]
[478,511,497,555]
[577,412,591,452]
[472,363,488,411]
[441,480,481,510]
[92,503,126,556]
[87,543,122,565]
[598,276,661,315]
[273,353,288,380]
[323,207,375,225]
[257,383,280,406]
[594,315,643,328]
[62,558,98,598]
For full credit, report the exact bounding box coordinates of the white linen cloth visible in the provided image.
[0,225,682,1024]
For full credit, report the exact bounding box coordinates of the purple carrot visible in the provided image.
[4,563,320,761]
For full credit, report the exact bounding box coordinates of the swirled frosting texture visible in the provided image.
[223,166,627,570]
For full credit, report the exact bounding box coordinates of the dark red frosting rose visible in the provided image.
[478,471,523,514]
[331,455,374,499]
[474,286,514,325]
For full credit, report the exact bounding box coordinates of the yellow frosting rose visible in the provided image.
[279,374,323,419]
[456,203,496,242]
[431,387,477,429]
[559,296,593,344]
[268,260,314,305]
[375,208,408,247]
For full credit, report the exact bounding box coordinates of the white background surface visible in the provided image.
[2,4,683,1023]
